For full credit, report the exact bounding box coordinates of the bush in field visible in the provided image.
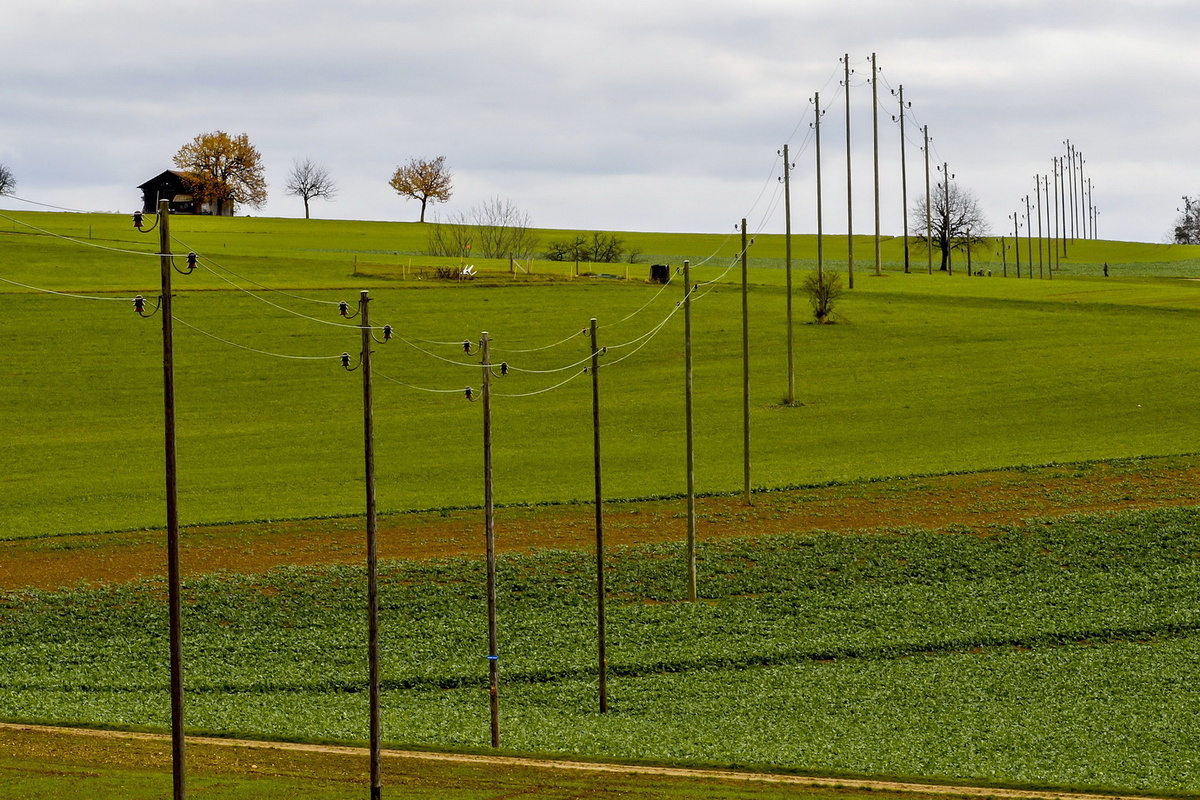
[803,270,844,323]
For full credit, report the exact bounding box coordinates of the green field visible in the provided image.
[4,211,1200,539]
[3,508,1200,791]
[5,209,1200,796]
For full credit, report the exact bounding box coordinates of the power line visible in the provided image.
[174,317,348,361]
[0,275,138,301]
[0,211,164,257]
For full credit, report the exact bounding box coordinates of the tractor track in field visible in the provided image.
[0,723,1178,800]
[3,455,1200,592]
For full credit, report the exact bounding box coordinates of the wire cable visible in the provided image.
[3,195,102,214]
[174,317,347,361]
[0,275,139,301]
[0,211,166,257]
[170,233,344,307]
[492,368,588,398]
[374,368,471,394]
[491,327,587,354]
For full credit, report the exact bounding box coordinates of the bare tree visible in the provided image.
[803,270,844,324]
[285,158,336,219]
[389,156,452,222]
[1173,196,1200,245]
[0,163,14,196]
[426,197,538,260]
[910,182,989,271]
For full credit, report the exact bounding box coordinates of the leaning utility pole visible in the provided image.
[844,53,855,289]
[871,52,881,277]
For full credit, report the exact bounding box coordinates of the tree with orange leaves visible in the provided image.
[389,156,452,222]
[173,131,267,216]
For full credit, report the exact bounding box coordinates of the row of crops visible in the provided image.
[3,506,1200,791]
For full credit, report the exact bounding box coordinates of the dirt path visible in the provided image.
[0,723,1174,800]
[4,455,1200,591]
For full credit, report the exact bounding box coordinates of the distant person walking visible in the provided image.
[1103,262,1109,277]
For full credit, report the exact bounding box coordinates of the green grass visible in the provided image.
[6,212,1200,538]
[2,506,1199,792]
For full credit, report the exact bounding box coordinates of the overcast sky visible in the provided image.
[2,0,1196,243]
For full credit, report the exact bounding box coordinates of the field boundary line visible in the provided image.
[0,722,1176,800]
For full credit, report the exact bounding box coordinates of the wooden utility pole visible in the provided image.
[1066,141,1078,241]
[589,318,607,713]
[844,54,854,289]
[871,53,881,277]
[896,85,911,273]
[1053,157,1063,262]
[1012,213,1022,279]
[158,200,187,800]
[815,94,825,281]
[1035,178,1045,280]
[481,332,500,747]
[923,126,932,275]
[1001,236,1008,277]
[1025,195,1034,279]
[357,290,382,800]
[741,220,751,506]
[782,144,795,406]
[942,163,952,276]
[683,261,696,602]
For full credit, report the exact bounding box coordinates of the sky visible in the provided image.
[2,0,1197,244]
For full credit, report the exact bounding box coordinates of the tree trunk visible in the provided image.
[420,198,428,223]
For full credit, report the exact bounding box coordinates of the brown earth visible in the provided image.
[3,455,1199,591]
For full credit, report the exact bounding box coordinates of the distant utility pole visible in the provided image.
[781,144,795,406]
[843,53,854,289]
[1035,177,1045,280]
[1012,212,1021,279]
[923,126,932,274]
[814,93,825,281]
[1066,141,1078,241]
[871,52,882,277]
[941,162,952,275]
[1024,195,1034,279]
[1053,157,1063,261]
[895,85,911,273]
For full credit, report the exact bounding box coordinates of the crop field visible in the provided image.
[4,210,1200,796]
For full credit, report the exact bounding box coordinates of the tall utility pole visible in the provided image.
[683,261,696,602]
[1012,212,1022,279]
[589,318,607,713]
[1077,155,1088,239]
[741,220,751,506]
[781,145,795,406]
[843,53,855,289]
[1024,195,1034,279]
[1035,178,1045,280]
[157,200,187,800]
[1053,157,1062,262]
[871,52,882,277]
[357,289,382,800]
[1086,178,1095,239]
[481,331,500,748]
[814,94,825,281]
[1066,141,1078,241]
[896,85,911,273]
[923,126,932,274]
[1057,156,1069,259]
[941,163,952,275]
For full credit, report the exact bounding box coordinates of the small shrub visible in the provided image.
[803,270,844,323]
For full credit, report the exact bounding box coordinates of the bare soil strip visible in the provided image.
[0,722,1173,800]
[3,455,1199,591]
